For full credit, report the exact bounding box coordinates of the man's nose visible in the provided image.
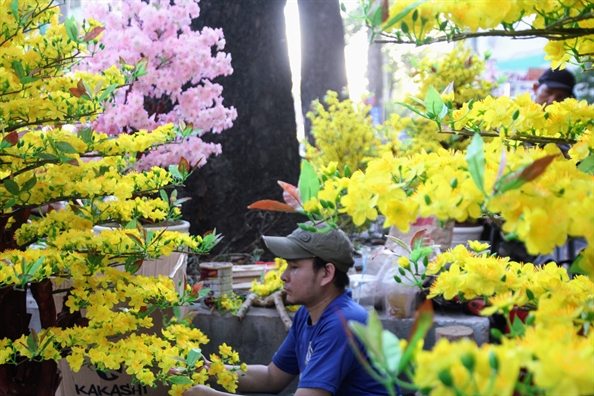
[281,267,289,282]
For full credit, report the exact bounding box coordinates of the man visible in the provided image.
[533,68,575,106]
[184,222,392,396]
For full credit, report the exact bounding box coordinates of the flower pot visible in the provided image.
[384,282,425,319]
[92,219,191,235]
[451,224,484,248]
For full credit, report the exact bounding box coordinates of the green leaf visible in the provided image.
[465,133,486,195]
[385,236,411,253]
[424,86,444,119]
[64,17,79,43]
[11,60,25,77]
[168,164,183,180]
[26,333,36,352]
[56,141,78,154]
[19,76,39,85]
[406,95,426,108]
[20,175,36,192]
[577,154,594,174]
[159,189,168,203]
[511,315,526,337]
[98,83,118,102]
[77,127,93,144]
[298,160,319,205]
[10,0,19,22]
[410,247,433,263]
[382,330,402,373]
[569,254,588,275]
[37,153,58,161]
[382,0,426,31]
[4,179,19,195]
[394,101,427,118]
[27,256,44,276]
[168,376,193,385]
[186,348,202,366]
[349,310,384,367]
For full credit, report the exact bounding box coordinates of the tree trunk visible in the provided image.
[187,0,304,257]
[367,29,384,124]
[298,0,348,141]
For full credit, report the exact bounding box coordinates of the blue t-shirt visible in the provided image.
[272,291,391,395]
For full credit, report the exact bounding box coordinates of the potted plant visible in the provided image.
[0,2,242,395]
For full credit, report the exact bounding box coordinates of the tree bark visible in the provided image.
[187,0,305,257]
[367,29,384,124]
[298,0,348,141]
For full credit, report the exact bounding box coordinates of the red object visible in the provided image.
[507,308,529,333]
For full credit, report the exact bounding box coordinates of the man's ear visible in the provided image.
[533,82,540,94]
[319,263,336,287]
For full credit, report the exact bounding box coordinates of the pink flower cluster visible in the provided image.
[82,0,237,168]
[135,136,222,171]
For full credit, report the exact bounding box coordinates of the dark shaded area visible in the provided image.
[298,0,348,140]
[186,0,303,257]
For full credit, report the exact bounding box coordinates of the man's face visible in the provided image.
[281,258,324,306]
[533,83,573,106]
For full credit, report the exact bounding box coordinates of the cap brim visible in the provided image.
[262,236,314,260]
[542,81,573,92]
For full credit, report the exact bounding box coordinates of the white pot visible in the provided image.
[93,220,190,293]
[93,220,190,235]
[451,225,484,247]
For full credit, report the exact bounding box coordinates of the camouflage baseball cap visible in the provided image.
[262,222,354,272]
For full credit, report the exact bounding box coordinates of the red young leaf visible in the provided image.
[518,154,558,183]
[247,199,297,212]
[191,281,204,295]
[28,67,41,76]
[203,229,213,236]
[129,259,143,273]
[178,157,190,172]
[410,229,428,250]
[278,180,301,209]
[82,26,105,42]
[77,79,85,91]
[119,56,127,65]
[67,159,79,166]
[381,0,389,23]
[126,232,144,246]
[138,56,149,66]
[407,299,434,344]
[2,132,18,146]
[69,87,85,98]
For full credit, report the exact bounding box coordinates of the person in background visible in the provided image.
[533,68,576,106]
[184,222,393,396]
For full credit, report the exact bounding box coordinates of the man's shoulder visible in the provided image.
[323,292,368,324]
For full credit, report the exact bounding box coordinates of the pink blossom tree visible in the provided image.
[82,0,237,170]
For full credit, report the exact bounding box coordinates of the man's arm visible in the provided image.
[236,362,295,393]
[183,362,296,395]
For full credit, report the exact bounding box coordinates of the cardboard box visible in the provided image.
[56,253,188,396]
[56,362,165,396]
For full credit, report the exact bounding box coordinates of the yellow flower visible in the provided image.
[398,256,411,270]
[467,240,490,253]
